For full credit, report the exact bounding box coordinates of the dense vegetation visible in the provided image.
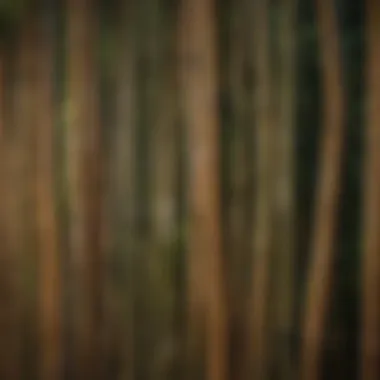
[0,0,373,379]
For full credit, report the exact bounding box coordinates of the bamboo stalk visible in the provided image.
[300,0,345,379]
[360,1,380,379]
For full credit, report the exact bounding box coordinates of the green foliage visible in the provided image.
[0,0,25,17]
[0,0,29,39]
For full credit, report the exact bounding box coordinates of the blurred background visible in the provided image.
[0,0,375,379]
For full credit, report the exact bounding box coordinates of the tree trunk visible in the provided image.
[0,47,23,380]
[178,0,228,379]
[106,0,137,378]
[0,55,3,138]
[0,19,39,380]
[272,0,297,379]
[226,2,250,378]
[360,1,380,379]
[299,0,345,379]
[66,0,103,377]
[150,9,180,380]
[151,6,177,245]
[248,0,275,378]
[35,7,62,380]
[0,138,23,380]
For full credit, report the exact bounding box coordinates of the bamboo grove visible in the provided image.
[0,0,375,379]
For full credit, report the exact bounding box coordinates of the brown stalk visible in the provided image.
[299,0,345,379]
